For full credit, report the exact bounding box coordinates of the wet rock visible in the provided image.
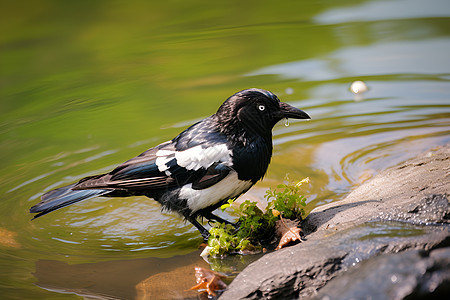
[220,146,450,300]
[219,223,449,300]
[303,147,449,238]
[383,194,450,225]
[311,248,450,300]
[219,240,347,300]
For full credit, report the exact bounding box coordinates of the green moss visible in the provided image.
[207,178,309,257]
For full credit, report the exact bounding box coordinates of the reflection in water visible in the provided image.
[314,129,449,197]
[314,0,450,24]
[0,227,21,248]
[246,39,450,80]
[34,250,209,300]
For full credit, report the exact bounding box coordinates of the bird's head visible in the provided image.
[216,88,310,139]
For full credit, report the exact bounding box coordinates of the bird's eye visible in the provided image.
[258,105,265,111]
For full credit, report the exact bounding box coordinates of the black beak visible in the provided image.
[279,102,311,120]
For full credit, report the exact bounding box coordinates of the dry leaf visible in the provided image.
[275,218,303,250]
[189,267,227,296]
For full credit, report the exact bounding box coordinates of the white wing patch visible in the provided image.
[155,143,232,176]
[175,144,232,170]
[155,149,175,175]
[180,171,253,213]
[156,149,175,157]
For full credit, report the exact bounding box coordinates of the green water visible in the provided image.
[1,0,449,299]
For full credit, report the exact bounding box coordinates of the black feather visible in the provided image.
[192,162,231,190]
[30,185,110,219]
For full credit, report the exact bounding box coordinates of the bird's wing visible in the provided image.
[73,142,178,191]
[191,162,231,190]
[73,124,235,192]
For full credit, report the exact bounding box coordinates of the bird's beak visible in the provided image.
[279,102,311,119]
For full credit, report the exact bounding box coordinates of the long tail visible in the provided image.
[30,184,110,219]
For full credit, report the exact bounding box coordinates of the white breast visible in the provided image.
[179,171,253,213]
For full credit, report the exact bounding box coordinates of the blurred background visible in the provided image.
[1,0,449,298]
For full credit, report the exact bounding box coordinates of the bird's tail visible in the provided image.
[30,184,110,219]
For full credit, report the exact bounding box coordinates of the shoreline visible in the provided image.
[220,145,450,299]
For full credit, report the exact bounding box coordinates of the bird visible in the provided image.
[30,88,310,241]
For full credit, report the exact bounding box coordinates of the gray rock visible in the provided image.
[311,248,450,300]
[220,223,449,300]
[220,146,450,300]
[383,194,450,225]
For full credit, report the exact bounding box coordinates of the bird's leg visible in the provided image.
[203,211,240,229]
[184,214,210,242]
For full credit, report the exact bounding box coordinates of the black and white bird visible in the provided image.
[30,88,310,240]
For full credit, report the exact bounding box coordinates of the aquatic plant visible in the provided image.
[206,178,309,257]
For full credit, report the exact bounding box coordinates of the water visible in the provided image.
[1,0,449,299]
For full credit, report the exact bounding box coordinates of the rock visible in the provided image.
[383,194,450,225]
[220,146,450,300]
[303,146,449,237]
[136,263,205,300]
[311,248,450,300]
[220,224,449,300]
[219,239,347,300]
